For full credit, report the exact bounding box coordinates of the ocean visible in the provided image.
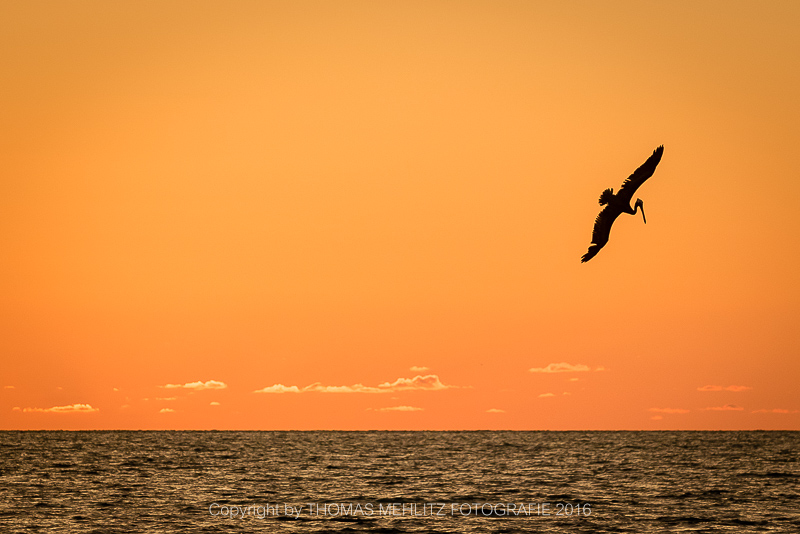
[1,431,798,533]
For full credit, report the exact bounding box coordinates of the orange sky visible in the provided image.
[2,1,798,430]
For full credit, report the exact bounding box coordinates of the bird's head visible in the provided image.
[635,198,646,224]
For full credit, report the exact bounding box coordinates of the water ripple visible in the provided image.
[0,431,797,533]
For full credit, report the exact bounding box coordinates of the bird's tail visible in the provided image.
[598,188,614,206]
[581,244,602,263]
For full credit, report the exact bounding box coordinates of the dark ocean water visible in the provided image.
[0,431,798,533]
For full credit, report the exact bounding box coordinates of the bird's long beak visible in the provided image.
[640,205,647,224]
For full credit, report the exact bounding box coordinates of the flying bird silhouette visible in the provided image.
[581,145,664,263]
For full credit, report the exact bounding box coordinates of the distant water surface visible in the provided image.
[1,431,798,533]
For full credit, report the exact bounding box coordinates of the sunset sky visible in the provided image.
[2,1,798,430]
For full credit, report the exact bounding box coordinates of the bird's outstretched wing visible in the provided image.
[581,205,619,262]
[616,145,664,205]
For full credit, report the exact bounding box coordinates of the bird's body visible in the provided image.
[581,146,663,262]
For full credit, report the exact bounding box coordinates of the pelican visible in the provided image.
[581,145,663,262]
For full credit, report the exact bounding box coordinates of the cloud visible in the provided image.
[159,408,176,413]
[697,385,752,392]
[378,375,451,391]
[209,401,221,406]
[23,403,99,414]
[375,406,423,412]
[304,383,384,393]
[538,393,555,398]
[486,408,505,413]
[705,404,744,411]
[253,384,302,394]
[751,408,798,414]
[4,385,15,389]
[410,366,429,372]
[156,397,177,401]
[649,408,690,414]
[529,362,591,373]
[651,415,663,421]
[162,380,227,391]
[254,375,455,394]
